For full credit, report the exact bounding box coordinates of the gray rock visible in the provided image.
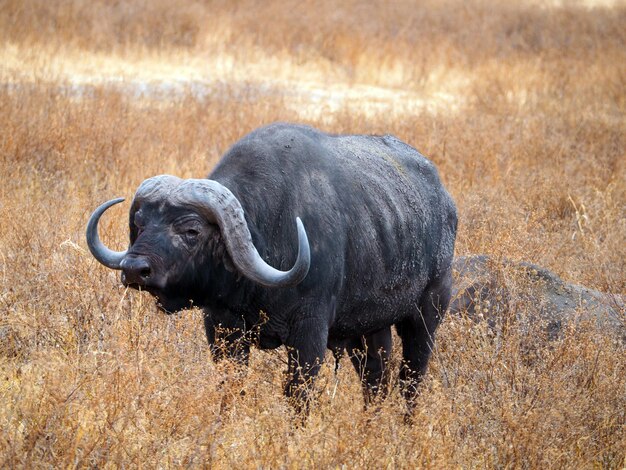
[450,255,625,342]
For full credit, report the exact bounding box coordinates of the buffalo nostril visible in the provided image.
[121,257,152,286]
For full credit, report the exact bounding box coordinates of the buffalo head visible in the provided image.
[86,175,310,313]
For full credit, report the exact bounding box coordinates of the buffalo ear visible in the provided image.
[128,203,140,245]
[207,228,236,273]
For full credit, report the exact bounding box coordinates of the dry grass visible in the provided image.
[1,0,625,467]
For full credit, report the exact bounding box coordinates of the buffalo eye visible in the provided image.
[183,228,200,244]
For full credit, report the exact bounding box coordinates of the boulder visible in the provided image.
[450,255,625,342]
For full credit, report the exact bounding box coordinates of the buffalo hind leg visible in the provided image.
[396,270,452,410]
[284,316,329,415]
[347,328,392,406]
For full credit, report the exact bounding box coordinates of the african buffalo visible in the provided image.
[87,123,458,411]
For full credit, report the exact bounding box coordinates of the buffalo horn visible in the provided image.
[86,197,128,269]
[174,179,310,288]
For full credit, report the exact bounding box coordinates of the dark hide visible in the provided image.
[120,123,458,411]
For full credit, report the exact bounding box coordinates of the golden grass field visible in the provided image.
[1,0,625,467]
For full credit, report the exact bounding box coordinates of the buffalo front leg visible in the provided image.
[203,308,250,365]
[284,316,329,415]
[203,308,250,415]
[346,328,392,406]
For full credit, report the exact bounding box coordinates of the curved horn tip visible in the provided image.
[295,217,309,252]
[105,197,125,207]
[86,197,128,270]
[294,216,311,280]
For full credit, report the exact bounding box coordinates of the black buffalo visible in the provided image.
[87,123,457,410]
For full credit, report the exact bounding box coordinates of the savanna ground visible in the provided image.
[0,0,625,467]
